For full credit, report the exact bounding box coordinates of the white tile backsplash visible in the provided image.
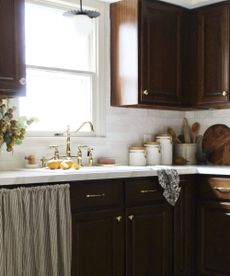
[1,106,230,170]
[185,109,230,135]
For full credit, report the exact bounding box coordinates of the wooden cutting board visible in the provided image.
[202,124,230,165]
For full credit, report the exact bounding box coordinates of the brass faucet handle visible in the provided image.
[87,148,94,166]
[40,156,47,168]
[49,145,60,160]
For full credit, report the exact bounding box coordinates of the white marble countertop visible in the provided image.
[0,165,229,186]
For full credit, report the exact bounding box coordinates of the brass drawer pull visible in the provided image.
[143,90,149,96]
[128,215,134,221]
[116,216,122,222]
[19,77,26,85]
[213,187,230,193]
[140,189,158,194]
[86,193,106,198]
[222,91,228,97]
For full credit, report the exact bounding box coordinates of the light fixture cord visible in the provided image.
[80,0,83,12]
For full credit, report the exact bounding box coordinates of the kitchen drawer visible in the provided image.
[198,177,230,201]
[125,177,164,205]
[70,180,123,210]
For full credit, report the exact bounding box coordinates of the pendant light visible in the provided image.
[63,0,100,36]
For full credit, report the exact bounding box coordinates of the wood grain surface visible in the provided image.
[202,124,230,165]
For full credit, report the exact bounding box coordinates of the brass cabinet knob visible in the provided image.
[128,215,134,221]
[19,78,26,85]
[116,216,122,222]
[222,91,228,97]
[143,90,149,96]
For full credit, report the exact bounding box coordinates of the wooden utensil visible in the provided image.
[202,124,230,165]
[183,118,191,143]
[168,128,181,143]
[191,122,200,143]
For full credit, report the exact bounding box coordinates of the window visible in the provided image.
[19,0,107,136]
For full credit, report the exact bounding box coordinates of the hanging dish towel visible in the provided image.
[157,169,181,206]
[0,184,72,276]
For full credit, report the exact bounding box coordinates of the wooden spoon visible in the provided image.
[191,122,200,143]
[183,118,191,143]
[168,128,181,143]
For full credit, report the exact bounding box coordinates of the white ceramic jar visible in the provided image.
[156,134,173,165]
[144,142,161,165]
[128,146,146,166]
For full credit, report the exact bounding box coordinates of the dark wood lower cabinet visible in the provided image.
[126,204,173,276]
[70,176,230,276]
[174,178,194,276]
[71,209,124,276]
[197,201,230,275]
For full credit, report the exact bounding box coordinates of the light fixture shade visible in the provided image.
[73,14,93,36]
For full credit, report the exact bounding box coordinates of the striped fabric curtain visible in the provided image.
[0,184,72,276]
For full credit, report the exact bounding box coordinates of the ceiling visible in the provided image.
[160,0,226,8]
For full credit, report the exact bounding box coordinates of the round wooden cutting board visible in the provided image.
[202,124,230,165]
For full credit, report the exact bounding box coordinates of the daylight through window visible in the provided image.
[19,0,99,133]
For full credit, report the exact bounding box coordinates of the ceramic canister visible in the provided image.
[144,141,161,165]
[128,146,146,166]
[156,134,173,165]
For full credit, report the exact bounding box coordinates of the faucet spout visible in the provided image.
[75,121,94,133]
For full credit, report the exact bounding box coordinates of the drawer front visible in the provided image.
[198,177,230,200]
[70,180,123,210]
[125,177,164,204]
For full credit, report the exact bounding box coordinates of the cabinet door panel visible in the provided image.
[126,204,173,276]
[197,201,230,275]
[140,1,183,106]
[0,0,26,96]
[72,210,124,276]
[196,5,229,105]
[174,178,195,276]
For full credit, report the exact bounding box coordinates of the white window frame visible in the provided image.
[16,0,108,137]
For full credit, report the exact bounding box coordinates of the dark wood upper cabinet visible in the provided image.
[191,4,230,107]
[111,0,186,108]
[0,0,26,97]
[140,1,184,106]
[111,0,230,109]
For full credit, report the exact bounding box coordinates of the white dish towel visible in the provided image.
[0,184,72,276]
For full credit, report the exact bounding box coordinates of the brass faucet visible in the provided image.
[66,125,71,159]
[75,121,94,133]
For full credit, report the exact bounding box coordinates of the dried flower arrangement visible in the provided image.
[0,99,36,152]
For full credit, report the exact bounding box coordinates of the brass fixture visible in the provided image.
[85,193,106,198]
[75,121,94,133]
[116,216,122,222]
[49,145,60,160]
[66,125,71,159]
[40,156,47,168]
[222,91,228,97]
[140,189,158,194]
[77,145,82,166]
[87,148,94,166]
[128,215,134,221]
[143,90,149,96]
